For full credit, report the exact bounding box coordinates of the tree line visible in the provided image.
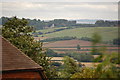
[0,17,119,30]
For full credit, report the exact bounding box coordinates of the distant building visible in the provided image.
[50,24,55,28]
[0,36,47,80]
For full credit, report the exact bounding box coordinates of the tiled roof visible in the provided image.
[1,36,43,71]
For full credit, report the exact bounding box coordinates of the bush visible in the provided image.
[51,62,62,67]
[41,36,76,42]
[46,49,58,57]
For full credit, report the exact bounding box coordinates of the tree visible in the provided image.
[60,56,80,78]
[91,32,102,55]
[2,16,57,78]
[51,62,62,67]
[113,38,120,45]
[77,44,81,50]
[71,53,119,78]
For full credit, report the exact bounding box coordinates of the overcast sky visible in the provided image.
[1,0,119,20]
[2,0,120,2]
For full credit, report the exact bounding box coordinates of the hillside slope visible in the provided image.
[40,27,118,41]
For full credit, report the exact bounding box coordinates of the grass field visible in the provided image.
[39,27,118,41]
[36,27,67,33]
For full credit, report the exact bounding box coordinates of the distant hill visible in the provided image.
[38,27,118,42]
[0,17,119,30]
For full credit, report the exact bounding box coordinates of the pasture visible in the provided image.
[39,27,118,41]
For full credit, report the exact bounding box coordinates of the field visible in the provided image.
[34,27,119,54]
[43,39,114,47]
[43,39,119,54]
[36,27,67,33]
[43,39,119,67]
[34,27,119,67]
[39,27,118,41]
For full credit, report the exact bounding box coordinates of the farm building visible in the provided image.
[0,36,47,80]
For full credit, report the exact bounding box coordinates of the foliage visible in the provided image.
[46,50,94,62]
[51,62,62,67]
[41,36,76,42]
[80,37,92,41]
[71,32,120,78]
[77,44,81,50]
[71,53,119,78]
[2,16,58,78]
[1,17,118,30]
[1,17,76,30]
[91,32,102,55]
[93,54,103,62]
[71,68,96,78]
[46,49,59,57]
[95,20,118,27]
[94,53,119,78]
[67,52,94,62]
[60,56,80,78]
[113,38,120,45]
[92,32,102,45]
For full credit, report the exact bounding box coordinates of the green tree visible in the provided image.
[113,38,120,45]
[77,44,81,50]
[91,32,102,55]
[60,56,80,78]
[71,32,119,78]
[51,62,62,67]
[71,53,119,78]
[92,32,102,45]
[2,16,57,78]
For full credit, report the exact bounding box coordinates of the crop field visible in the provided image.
[39,27,118,41]
[43,39,119,54]
[43,40,115,47]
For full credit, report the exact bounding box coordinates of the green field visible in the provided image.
[36,27,67,33]
[39,27,118,41]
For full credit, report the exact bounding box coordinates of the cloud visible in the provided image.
[2,0,120,2]
[1,2,118,20]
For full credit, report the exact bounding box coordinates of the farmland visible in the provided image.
[43,39,119,53]
[35,27,119,61]
[36,27,67,33]
[38,27,118,41]
[34,26,119,67]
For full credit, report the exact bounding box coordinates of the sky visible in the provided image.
[2,0,120,2]
[1,0,119,20]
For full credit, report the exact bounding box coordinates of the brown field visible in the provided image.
[54,50,119,54]
[49,47,119,50]
[43,39,119,54]
[43,39,115,47]
[54,51,91,54]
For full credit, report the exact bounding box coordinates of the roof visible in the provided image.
[1,36,43,71]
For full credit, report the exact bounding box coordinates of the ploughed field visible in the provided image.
[43,39,119,53]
